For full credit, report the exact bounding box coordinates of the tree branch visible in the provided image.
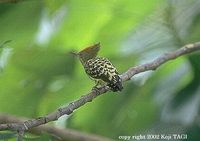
[0,42,200,135]
[121,42,200,81]
[0,114,114,141]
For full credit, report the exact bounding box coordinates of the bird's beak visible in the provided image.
[70,51,79,57]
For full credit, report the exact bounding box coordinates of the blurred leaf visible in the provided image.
[12,47,75,78]
[0,40,12,48]
[0,47,76,117]
[44,0,66,15]
[171,54,200,108]
[0,1,42,48]
[97,0,163,56]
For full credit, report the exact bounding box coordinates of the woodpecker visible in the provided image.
[73,43,123,92]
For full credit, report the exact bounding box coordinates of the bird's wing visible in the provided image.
[85,58,119,84]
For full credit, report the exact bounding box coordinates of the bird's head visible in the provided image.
[71,42,101,64]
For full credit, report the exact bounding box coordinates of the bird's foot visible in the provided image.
[92,86,101,95]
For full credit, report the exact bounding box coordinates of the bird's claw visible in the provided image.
[92,86,101,95]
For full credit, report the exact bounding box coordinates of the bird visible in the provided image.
[72,43,123,92]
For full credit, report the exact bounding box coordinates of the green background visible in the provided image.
[0,0,200,140]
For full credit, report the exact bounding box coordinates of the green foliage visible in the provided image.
[23,133,51,141]
[0,0,200,140]
[0,131,16,140]
[0,40,12,49]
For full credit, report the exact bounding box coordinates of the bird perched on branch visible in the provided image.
[72,43,123,92]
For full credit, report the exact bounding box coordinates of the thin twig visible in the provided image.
[0,42,200,136]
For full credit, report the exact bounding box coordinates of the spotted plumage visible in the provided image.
[73,43,123,92]
[84,57,123,92]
